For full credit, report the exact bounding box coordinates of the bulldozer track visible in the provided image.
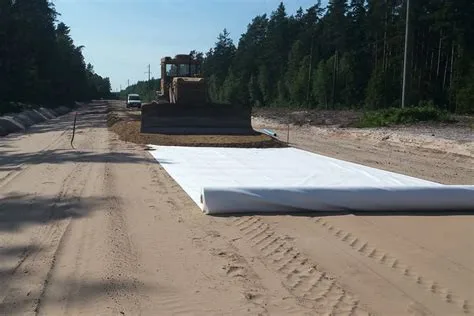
[233,216,375,315]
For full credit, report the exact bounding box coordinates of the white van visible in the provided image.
[126,94,142,108]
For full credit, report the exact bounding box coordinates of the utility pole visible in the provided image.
[401,0,410,109]
[145,64,152,100]
[145,64,151,82]
[127,79,130,87]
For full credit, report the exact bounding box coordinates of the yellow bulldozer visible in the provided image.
[140,54,252,134]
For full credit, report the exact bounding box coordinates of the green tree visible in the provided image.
[338,53,357,107]
[313,60,331,109]
[197,0,474,113]
[285,40,306,104]
[257,65,271,106]
[0,0,110,115]
[455,62,474,113]
[221,69,240,103]
[248,74,262,107]
[365,69,384,109]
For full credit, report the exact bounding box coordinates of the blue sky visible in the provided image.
[53,0,326,91]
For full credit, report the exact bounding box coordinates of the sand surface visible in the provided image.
[107,104,283,148]
[0,101,472,315]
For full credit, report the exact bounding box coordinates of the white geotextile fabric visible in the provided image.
[147,145,474,214]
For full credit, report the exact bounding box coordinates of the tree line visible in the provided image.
[0,0,111,115]
[200,0,474,114]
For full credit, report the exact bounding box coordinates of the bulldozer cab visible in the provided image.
[160,54,202,100]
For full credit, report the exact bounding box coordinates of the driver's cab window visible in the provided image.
[190,64,200,76]
[166,64,178,76]
[178,64,190,76]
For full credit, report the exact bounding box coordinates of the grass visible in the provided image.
[357,106,454,128]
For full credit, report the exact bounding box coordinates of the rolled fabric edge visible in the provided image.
[200,186,474,215]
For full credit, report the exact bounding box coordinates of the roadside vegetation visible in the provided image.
[0,0,111,115]
[197,1,474,117]
[357,105,454,128]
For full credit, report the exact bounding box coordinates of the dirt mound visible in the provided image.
[253,108,362,127]
[107,108,284,148]
[0,105,75,137]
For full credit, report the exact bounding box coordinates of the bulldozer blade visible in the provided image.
[140,102,254,135]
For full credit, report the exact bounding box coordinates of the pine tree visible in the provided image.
[313,60,330,109]
[257,65,271,106]
[198,0,474,113]
[285,40,306,104]
[0,0,110,114]
[248,75,262,107]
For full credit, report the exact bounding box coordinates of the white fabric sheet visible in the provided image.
[147,145,474,214]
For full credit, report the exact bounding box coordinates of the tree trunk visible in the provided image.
[383,0,388,72]
[374,33,378,72]
[443,44,449,91]
[307,35,314,104]
[402,0,413,108]
[449,41,455,89]
[382,0,388,107]
[418,68,422,96]
[332,50,338,109]
[436,30,442,78]
[429,51,434,81]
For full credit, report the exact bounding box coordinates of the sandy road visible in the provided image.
[0,101,473,315]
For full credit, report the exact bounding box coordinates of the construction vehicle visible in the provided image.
[140,54,252,135]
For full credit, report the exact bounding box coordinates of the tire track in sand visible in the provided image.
[0,128,69,189]
[33,125,143,316]
[234,216,375,315]
[34,161,92,315]
[0,160,90,315]
[313,216,471,315]
[34,158,109,316]
[143,161,277,315]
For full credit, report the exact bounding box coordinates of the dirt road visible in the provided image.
[0,101,473,315]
